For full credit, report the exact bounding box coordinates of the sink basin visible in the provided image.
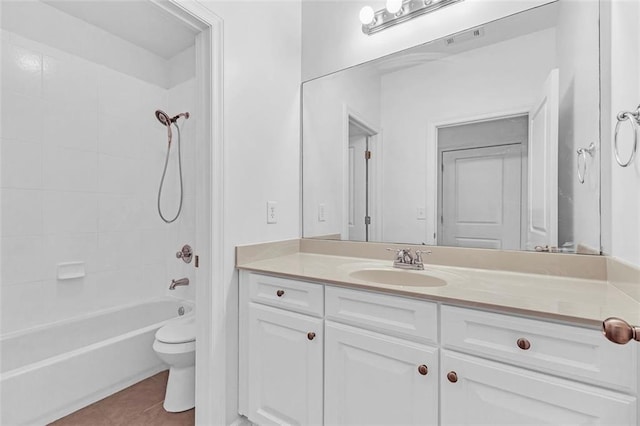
[349,269,447,287]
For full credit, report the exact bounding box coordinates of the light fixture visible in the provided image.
[360,0,464,35]
[386,0,403,14]
[359,6,376,25]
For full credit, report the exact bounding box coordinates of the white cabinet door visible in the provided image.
[441,350,637,426]
[325,321,438,426]
[247,303,323,426]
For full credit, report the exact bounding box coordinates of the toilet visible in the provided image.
[153,314,196,412]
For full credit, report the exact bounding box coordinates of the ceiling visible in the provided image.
[43,0,198,59]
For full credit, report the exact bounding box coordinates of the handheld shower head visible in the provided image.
[155,110,173,142]
[155,110,172,126]
[155,110,190,145]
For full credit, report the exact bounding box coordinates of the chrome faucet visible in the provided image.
[169,277,189,290]
[387,248,431,270]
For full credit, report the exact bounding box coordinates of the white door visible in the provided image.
[348,135,367,241]
[441,144,522,250]
[247,303,323,425]
[526,68,559,250]
[441,350,636,425]
[325,321,438,426]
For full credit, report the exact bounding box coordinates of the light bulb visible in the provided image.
[359,6,375,25]
[386,0,403,14]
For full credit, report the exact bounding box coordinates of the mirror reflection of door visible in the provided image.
[348,120,376,241]
[438,116,528,250]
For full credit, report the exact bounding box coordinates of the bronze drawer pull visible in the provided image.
[602,317,640,344]
[447,371,458,383]
[418,365,428,375]
[307,332,316,340]
[517,338,531,350]
[276,290,285,297]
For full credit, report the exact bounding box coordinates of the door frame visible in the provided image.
[428,108,529,246]
[151,1,224,425]
[342,104,381,241]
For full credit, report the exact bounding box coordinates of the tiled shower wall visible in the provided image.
[0,30,195,335]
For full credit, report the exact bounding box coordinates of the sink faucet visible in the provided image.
[169,277,189,290]
[387,248,431,270]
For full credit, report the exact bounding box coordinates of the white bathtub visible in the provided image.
[0,298,192,425]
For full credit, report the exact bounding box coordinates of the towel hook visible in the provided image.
[614,105,639,167]
[576,142,596,184]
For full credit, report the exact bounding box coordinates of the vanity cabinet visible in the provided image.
[325,321,438,425]
[324,286,439,423]
[242,274,324,425]
[239,271,638,426]
[441,350,637,425]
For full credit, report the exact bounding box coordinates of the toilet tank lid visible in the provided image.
[155,319,195,344]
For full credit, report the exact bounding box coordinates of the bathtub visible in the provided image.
[0,298,192,425]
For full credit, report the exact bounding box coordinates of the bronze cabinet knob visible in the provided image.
[418,365,428,375]
[307,332,316,340]
[447,371,458,383]
[602,317,640,344]
[517,338,531,350]
[276,290,285,297]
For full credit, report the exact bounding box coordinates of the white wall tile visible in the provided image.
[43,233,98,280]
[43,101,98,152]
[1,189,43,237]
[1,28,193,333]
[1,92,44,143]
[0,281,56,334]
[1,139,42,189]
[94,230,141,271]
[1,236,46,285]
[1,42,42,97]
[98,113,143,159]
[43,54,99,102]
[98,194,143,232]
[140,228,170,265]
[97,154,140,194]
[43,146,98,192]
[42,191,98,234]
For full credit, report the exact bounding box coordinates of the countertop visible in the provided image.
[237,251,640,328]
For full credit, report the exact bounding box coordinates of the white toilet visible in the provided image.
[153,314,196,412]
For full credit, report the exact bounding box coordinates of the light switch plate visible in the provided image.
[417,207,426,220]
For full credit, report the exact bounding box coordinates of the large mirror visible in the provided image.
[302,0,601,254]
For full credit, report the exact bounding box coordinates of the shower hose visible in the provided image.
[157,122,183,224]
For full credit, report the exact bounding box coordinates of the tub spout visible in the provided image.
[169,277,189,290]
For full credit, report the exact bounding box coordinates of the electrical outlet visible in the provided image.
[417,207,426,220]
[267,201,277,224]
[318,203,326,222]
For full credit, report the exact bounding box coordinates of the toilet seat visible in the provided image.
[155,317,195,344]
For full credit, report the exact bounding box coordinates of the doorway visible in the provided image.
[348,117,378,241]
[437,115,528,250]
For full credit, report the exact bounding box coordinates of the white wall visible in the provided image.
[303,66,381,239]
[555,0,600,253]
[379,29,556,244]
[0,31,158,333]
[0,2,196,334]
[601,0,640,267]
[195,1,303,424]
[301,0,556,81]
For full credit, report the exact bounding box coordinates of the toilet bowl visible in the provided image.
[153,314,196,412]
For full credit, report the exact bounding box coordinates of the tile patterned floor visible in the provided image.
[49,371,195,426]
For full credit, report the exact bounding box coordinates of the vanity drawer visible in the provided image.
[248,273,324,317]
[441,305,637,392]
[325,286,438,344]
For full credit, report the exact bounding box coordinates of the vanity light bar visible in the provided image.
[362,0,464,35]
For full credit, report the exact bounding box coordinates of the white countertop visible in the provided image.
[237,252,640,328]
